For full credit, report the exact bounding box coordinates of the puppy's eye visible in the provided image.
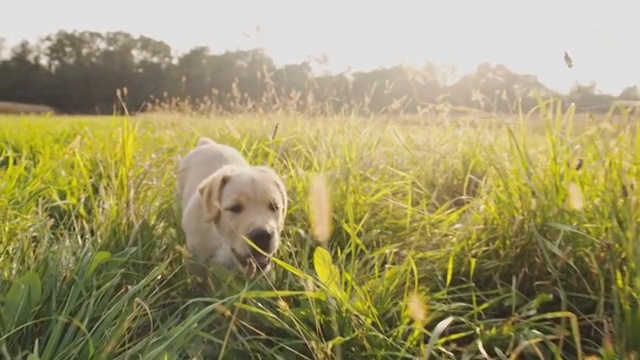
[226,204,243,213]
[268,201,280,212]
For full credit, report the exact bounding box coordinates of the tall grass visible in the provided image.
[1,99,639,359]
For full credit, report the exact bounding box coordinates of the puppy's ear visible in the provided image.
[198,165,237,224]
[255,166,288,219]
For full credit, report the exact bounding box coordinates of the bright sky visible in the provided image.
[4,0,638,95]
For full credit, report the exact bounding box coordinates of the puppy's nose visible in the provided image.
[247,228,273,252]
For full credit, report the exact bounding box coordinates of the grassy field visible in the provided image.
[1,103,639,359]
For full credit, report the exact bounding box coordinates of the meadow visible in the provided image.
[1,101,639,359]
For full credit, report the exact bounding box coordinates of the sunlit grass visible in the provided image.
[1,101,640,359]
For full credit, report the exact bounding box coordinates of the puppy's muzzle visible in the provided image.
[247,228,275,270]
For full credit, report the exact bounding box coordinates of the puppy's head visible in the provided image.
[197,164,287,276]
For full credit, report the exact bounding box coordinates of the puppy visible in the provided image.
[176,137,287,279]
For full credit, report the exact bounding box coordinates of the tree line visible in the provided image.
[1,30,638,115]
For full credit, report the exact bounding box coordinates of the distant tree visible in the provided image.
[0,29,625,115]
[567,82,614,112]
[0,41,50,106]
[0,38,6,59]
[176,46,216,101]
[271,62,313,111]
[617,85,640,101]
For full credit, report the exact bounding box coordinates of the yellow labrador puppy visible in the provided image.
[177,137,287,279]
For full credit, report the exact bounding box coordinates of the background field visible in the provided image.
[1,103,640,359]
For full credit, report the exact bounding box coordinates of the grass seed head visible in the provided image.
[568,182,584,210]
[408,292,428,323]
[309,174,332,243]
